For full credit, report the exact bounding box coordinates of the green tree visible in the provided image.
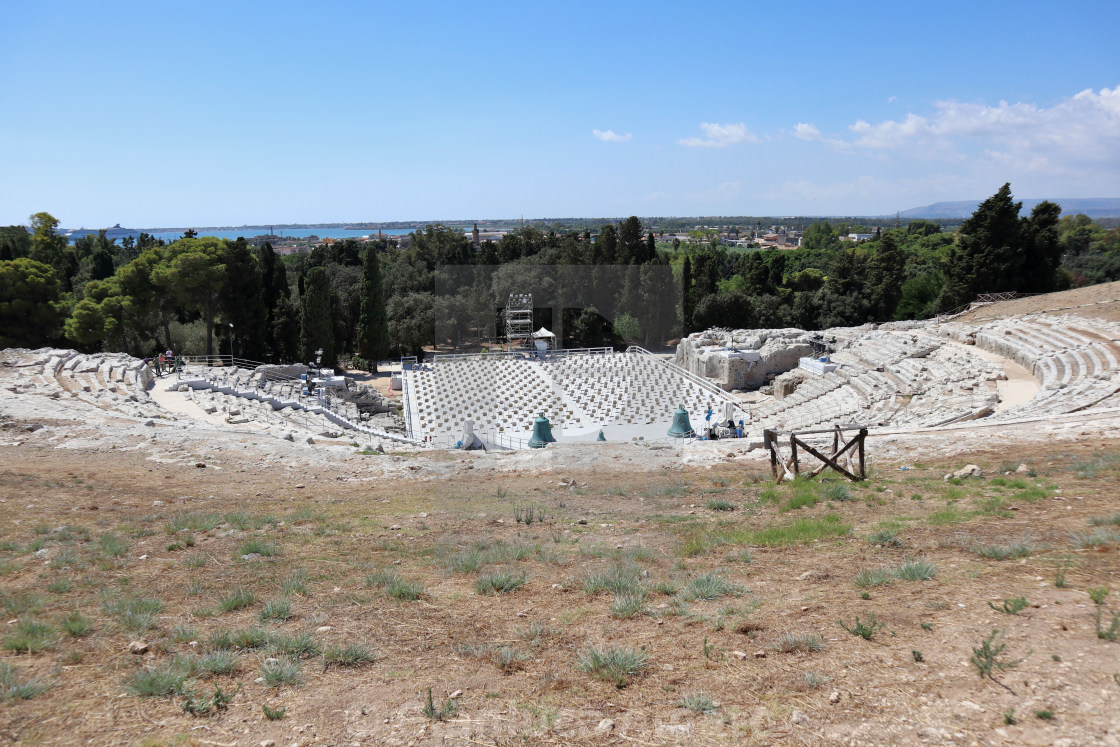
[63,298,107,351]
[299,266,335,366]
[959,183,1024,293]
[1019,201,1062,293]
[867,232,906,320]
[358,243,389,370]
[386,291,434,359]
[29,212,77,293]
[680,255,694,334]
[613,313,641,343]
[0,259,62,348]
[152,238,227,356]
[0,226,31,261]
[221,238,266,360]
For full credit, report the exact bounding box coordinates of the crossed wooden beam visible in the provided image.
[764,425,867,484]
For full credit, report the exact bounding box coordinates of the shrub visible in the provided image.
[422,687,457,721]
[365,569,425,601]
[894,558,937,581]
[706,499,736,512]
[610,592,648,619]
[989,597,1029,615]
[970,629,1028,693]
[3,617,54,653]
[262,704,287,720]
[840,614,884,640]
[576,645,649,688]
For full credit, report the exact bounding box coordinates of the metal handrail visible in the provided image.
[624,345,739,406]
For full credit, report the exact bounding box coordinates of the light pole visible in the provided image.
[228,323,234,365]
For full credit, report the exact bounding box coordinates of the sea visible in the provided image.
[65,226,416,244]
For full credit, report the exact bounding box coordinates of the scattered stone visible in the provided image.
[316,626,333,633]
[576,518,588,525]
[260,741,276,747]
[138,554,148,560]
[295,484,305,489]
[944,464,982,481]
[654,724,690,739]
[732,651,748,660]
[143,420,155,427]
[152,500,164,507]
[450,690,462,699]
[829,691,840,704]
[306,437,314,445]
[195,462,205,468]
[188,640,198,648]
[283,432,294,441]
[753,650,767,658]
[595,719,616,734]
[388,525,402,531]
[1016,463,1031,473]
[791,710,809,725]
[128,640,149,654]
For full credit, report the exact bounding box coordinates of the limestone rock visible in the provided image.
[128,640,149,654]
[595,718,615,734]
[791,710,809,725]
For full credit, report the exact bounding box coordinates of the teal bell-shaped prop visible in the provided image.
[596,429,606,441]
[528,412,556,449]
[667,405,694,438]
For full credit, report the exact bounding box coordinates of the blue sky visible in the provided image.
[2,1,1118,226]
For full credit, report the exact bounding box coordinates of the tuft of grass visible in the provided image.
[744,514,852,545]
[854,567,894,588]
[1088,588,1120,641]
[209,626,270,651]
[195,650,239,676]
[680,572,745,602]
[1034,708,1054,721]
[238,539,278,558]
[3,617,54,653]
[103,597,163,632]
[99,532,128,558]
[866,529,901,547]
[773,633,826,653]
[265,631,319,658]
[170,622,197,643]
[493,645,528,673]
[989,597,1029,615]
[49,548,83,570]
[610,592,648,619]
[281,569,311,597]
[928,506,967,525]
[582,564,643,595]
[801,671,833,689]
[976,537,1039,560]
[218,588,256,613]
[47,578,73,594]
[726,549,754,565]
[61,611,94,637]
[516,622,551,643]
[260,657,301,687]
[706,499,736,512]
[1072,528,1120,548]
[678,691,718,713]
[126,664,188,697]
[894,557,937,581]
[839,614,884,640]
[513,502,546,524]
[165,512,222,535]
[1090,512,1120,527]
[365,569,426,601]
[821,482,853,501]
[260,598,293,622]
[1003,708,1017,725]
[1073,452,1120,479]
[323,643,375,668]
[475,569,526,595]
[576,644,650,688]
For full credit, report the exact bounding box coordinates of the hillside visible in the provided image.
[900,198,1120,220]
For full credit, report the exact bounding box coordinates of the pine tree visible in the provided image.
[358,243,390,371]
[958,183,1023,294]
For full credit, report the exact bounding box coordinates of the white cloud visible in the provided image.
[840,85,1120,172]
[678,122,759,148]
[793,123,822,141]
[592,129,631,142]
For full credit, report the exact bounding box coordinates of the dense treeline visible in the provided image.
[2,185,1118,364]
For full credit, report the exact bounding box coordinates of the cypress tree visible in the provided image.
[300,266,335,367]
[357,243,390,371]
[681,255,694,334]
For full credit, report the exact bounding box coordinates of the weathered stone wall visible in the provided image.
[674,328,814,391]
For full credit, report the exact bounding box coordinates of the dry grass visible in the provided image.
[0,440,1119,744]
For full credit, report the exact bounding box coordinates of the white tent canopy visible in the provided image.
[532,327,555,339]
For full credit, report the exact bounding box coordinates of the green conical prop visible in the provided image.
[596,429,606,441]
[667,406,694,438]
[528,412,556,449]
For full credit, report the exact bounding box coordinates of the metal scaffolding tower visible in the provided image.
[504,293,533,344]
